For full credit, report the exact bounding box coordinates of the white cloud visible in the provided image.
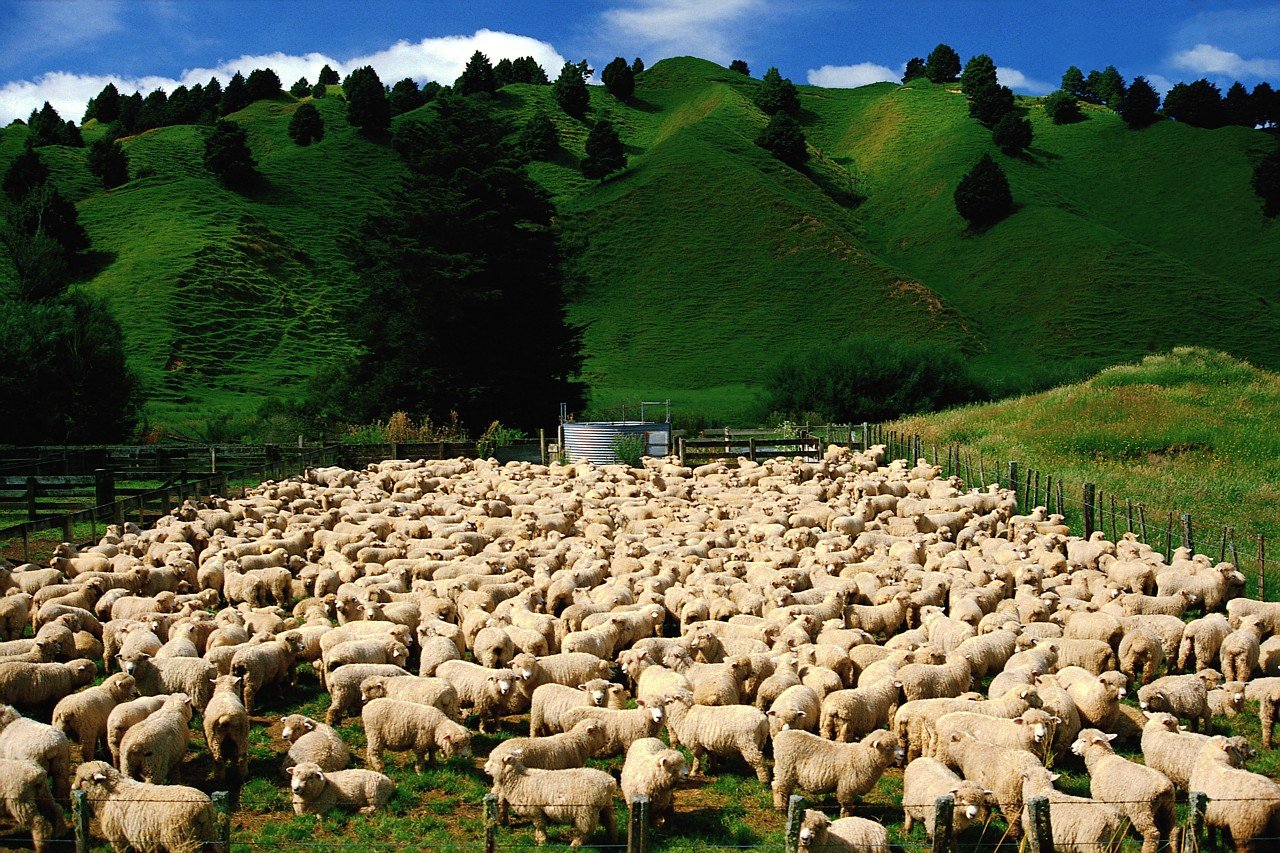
[0,29,566,124]
[1170,43,1280,78]
[996,67,1053,95]
[806,63,898,88]
[598,0,763,65]
[1142,74,1174,97]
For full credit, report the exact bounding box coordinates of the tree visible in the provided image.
[583,120,626,181]
[287,103,324,145]
[1253,82,1278,128]
[1119,77,1161,129]
[318,64,340,85]
[601,57,635,99]
[87,137,129,188]
[344,65,391,134]
[902,58,928,83]
[311,82,328,99]
[1163,78,1224,128]
[289,77,311,98]
[325,91,585,430]
[1062,66,1086,99]
[1043,90,1082,124]
[954,154,1013,227]
[203,119,259,189]
[1253,149,1280,217]
[961,54,997,96]
[456,51,497,95]
[1090,66,1126,108]
[220,71,249,115]
[755,112,808,168]
[755,67,800,115]
[552,62,590,118]
[135,88,169,131]
[516,111,559,161]
[494,58,516,88]
[88,82,121,123]
[632,57,645,75]
[511,56,549,84]
[730,59,750,76]
[27,102,81,146]
[1,155,90,302]
[992,111,1033,154]
[389,78,426,115]
[2,140,48,202]
[246,68,283,102]
[926,44,961,82]
[1224,81,1256,127]
[969,83,1014,126]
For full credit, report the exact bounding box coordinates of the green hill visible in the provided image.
[2,57,1278,434]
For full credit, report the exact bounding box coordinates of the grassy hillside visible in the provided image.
[2,58,1278,434]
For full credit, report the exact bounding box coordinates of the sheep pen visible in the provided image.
[0,446,1278,851]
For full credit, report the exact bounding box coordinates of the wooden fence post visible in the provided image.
[628,796,649,853]
[72,788,90,853]
[62,514,75,545]
[749,438,757,462]
[1181,513,1194,554]
[1183,790,1207,853]
[25,476,37,520]
[483,792,498,853]
[1057,480,1064,519]
[1083,483,1096,539]
[1138,503,1148,544]
[1127,500,1135,535]
[1110,495,1118,541]
[94,468,115,508]
[1008,461,1019,501]
[1259,534,1267,602]
[212,790,231,850]
[932,794,954,853]
[784,794,807,853]
[862,422,869,450]
[1165,510,1175,562]
[539,428,547,465]
[1026,794,1053,853]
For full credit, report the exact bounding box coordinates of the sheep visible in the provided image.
[1063,673,1124,730]
[619,737,687,827]
[662,689,770,782]
[231,634,304,714]
[0,704,72,801]
[1227,597,1280,633]
[106,695,167,769]
[511,651,612,690]
[900,685,1040,764]
[933,708,1059,763]
[51,672,139,761]
[819,678,900,744]
[279,714,349,772]
[530,679,628,736]
[943,730,1043,836]
[1208,681,1247,718]
[902,756,991,841]
[767,684,821,735]
[1138,711,1254,791]
[435,661,527,733]
[120,651,216,713]
[362,697,472,772]
[1138,674,1210,732]
[1178,613,1231,672]
[0,658,96,708]
[1072,728,1177,853]
[489,719,608,776]
[1118,626,1164,685]
[0,757,64,852]
[771,728,900,815]
[73,761,218,853]
[120,693,193,784]
[560,702,665,756]
[324,663,411,724]
[1189,736,1280,853]
[203,675,250,780]
[484,753,617,846]
[1219,614,1264,683]
[1020,766,1127,853]
[289,761,395,816]
[892,651,972,703]
[359,674,461,720]
[473,625,516,668]
[795,809,891,853]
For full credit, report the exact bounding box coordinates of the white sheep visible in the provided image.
[662,689,770,782]
[796,809,891,852]
[1189,736,1280,853]
[820,678,900,744]
[903,756,991,840]
[767,684,821,735]
[771,728,899,815]
[933,708,1058,763]
[279,714,349,772]
[1178,612,1231,672]
[1137,674,1210,732]
[1219,614,1264,682]
[120,651,216,713]
[289,761,394,816]
[0,704,72,801]
[324,663,411,724]
[359,674,461,720]
[1072,728,1176,853]
[1019,766,1126,853]
[0,757,64,852]
[203,674,250,780]
[51,671,139,761]
[120,692,193,784]
[73,761,217,853]
[942,730,1042,836]
[560,701,665,756]
[0,658,96,708]
[362,697,472,771]
[106,695,167,769]
[1118,626,1164,685]
[619,737,687,827]
[483,753,618,847]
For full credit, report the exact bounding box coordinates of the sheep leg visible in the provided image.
[601,803,615,842]
[741,742,769,783]
[532,815,548,846]
[366,740,384,772]
[414,750,427,773]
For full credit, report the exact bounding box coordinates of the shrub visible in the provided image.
[926,44,961,83]
[756,112,808,167]
[613,433,645,467]
[1043,90,1083,124]
[765,336,986,423]
[203,119,259,189]
[517,112,559,161]
[583,120,626,180]
[954,154,1013,227]
[287,103,324,146]
[553,62,590,118]
[601,57,635,99]
[992,112,1033,154]
[755,67,799,115]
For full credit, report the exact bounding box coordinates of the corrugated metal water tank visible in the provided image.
[562,421,670,465]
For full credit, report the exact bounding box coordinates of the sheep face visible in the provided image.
[439,729,472,760]
[290,763,327,796]
[280,715,317,742]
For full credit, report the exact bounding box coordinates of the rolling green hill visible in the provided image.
[2,57,1278,435]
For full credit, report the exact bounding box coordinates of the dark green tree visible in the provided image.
[1062,66,1086,99]
[583,119,626,181]
[203,119,259,189]
[961,54,997,95]
[116,92,143,133]
[28,102,81,146]
[1253,82,1278,128]
[1120,77,1161,128]
[318,64,340,85]
[516,111,559,161]
[601,57,636,99]
[1090,66,1126,108]
[202,78,222,116]
[1163,79,1225,128]
[389,78,426,115]
[926,44,961,82]
[167,85,202,124]
[632,57,645,75]
[755,66,800,115]
[246,68,283,101]
[287,102,325,145]
[1043,90,1082,124]
[311,82,328,99]
[1,180,90,301]
[969,83,1015,126]
[1224,81,1256,126]
[755,112,808,168]
[87,137,129,188]
[87,82,121,123]
[902,58,928,83]
[220,71,249,115]
[992,111,1033,154]
[954,153,1013,227]
[343,65,391,134]
[511,56,549,84]
[456,51,497,95]
[552,61,590,118]
[135,88,169,131]
[2,140,48,202]
[327,91,585,429]
[730,59,750,76]
[289,77,311,98]
[494,58,516,87]
[1253,149,1280,217]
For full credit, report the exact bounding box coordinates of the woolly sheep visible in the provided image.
[662,689,770,782]
[121,651,216,713]
[902,756,991,840]
[1208,681,1247,718]
[51,671,139,761]
[933,708,1059,763]
[905,686,1040,764]
[771,728,899,814]
[106,695,167,769]
[359,674,461,720]
[1064,673,1124,730]
[1227,597,1280,633]
[0,757,64,852]
[1178,613,1231,672]
[417,634,462,677]
[484,753,617,847]
[892,651,972,703]
[204,675,250,780]
[488,719,608,775]
[510,651,612,690]
[1020,766,1127,853]
[231,634,305,714]
[1118,627,1164,686]
[795,810,890,853]
[1219,614,1263,683]
[435,660,528,733]
[1137,675,1210,732]
[279,714,349,772]
[1072,728,1176,853]
[620,737,687,827]
[362,697,472,772]
[0,704,72,801]
[0,658,95,708]
[120,692,193,784]
[289,761,394,816]
[1189,736,1280,853]
[530,679,628,736]
[560,701,665,756]
[819,678,900,744]
[73,761,217,853]
[1138,711,1252,791]
[944,730,1043,836]
[324,663,411,724]
[767,684,821,735]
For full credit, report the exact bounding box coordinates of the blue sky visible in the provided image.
[1,1,1278,123]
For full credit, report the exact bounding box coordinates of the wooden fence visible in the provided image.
[677,434,824,466]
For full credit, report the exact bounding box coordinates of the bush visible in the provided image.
[517,112,559,161]
[203,119,259,189]
[756,112,808,167]
[287,103,324,146]
[765,336,986,423]
[553,62,590,118]
[87,137,129,188]
[992,112,1032,154]
[1043,90,1083,124]
[954,153,1013,227]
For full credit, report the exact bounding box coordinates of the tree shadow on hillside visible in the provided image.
[1023,147,1062,165]
[960,202,1025,236]
[71,250,117,284]
[623,96,662,114]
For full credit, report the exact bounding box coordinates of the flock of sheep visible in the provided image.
[0,444,1278,851]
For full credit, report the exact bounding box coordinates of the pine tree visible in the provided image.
[220,72,249,115]
[318,64,340,85]
[311,82,328,99]
[289,77,311,98]
[512,56,549,84]
[992,112,1033,154]
[246,68,283,102]
[961,55,997,96]
[389,78,426,115]
[1163,79,1224,128]
[601,57,636,99]
[456,51,497,95]
[517,111,559,161]
[755,112,808,168]
[755,67,800,115]
[552,62,590,118]
[343,66,391,134]
[28,102,80,146]
[954,154,1013,227]
[1253,149,1280,217]
[632,57,645,75]
[969,83,1015,127]
[1043,90,1082,124]
[87,137,129,188]
[287,103,325,146]
[2,141,47,202]
[1253,82,1278,128]
[926,44,961,82]
[1119,77,1161,129]
[1062,66,1086,99]
[902,58,928,83]
[203,119,259,189]
[583,120,626,180]
[1224,82,1256,127]
[730,59,750,76]
[494,58,516,88]
[1092,66,1127,108]
[90,82,121,123]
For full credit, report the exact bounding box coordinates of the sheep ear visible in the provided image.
[1049,773,1060,782]
[1106,733,1117,742]
[577,684,588,691]
[796,710,806,718]
[1013,717,1025,725]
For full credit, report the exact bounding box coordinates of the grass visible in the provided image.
[3,58,1278,435]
